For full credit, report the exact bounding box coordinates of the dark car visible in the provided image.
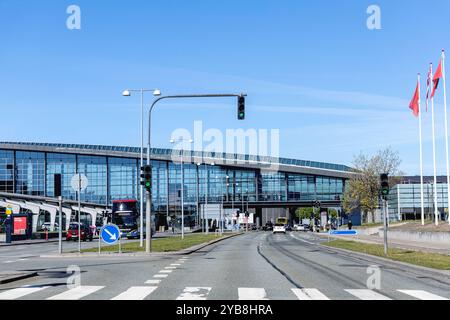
[66,223,93,242]
[264,222,274,231]
[126,228,155,239]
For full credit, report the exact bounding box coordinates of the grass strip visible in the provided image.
[323,239,450,270]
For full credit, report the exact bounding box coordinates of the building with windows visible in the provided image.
[0,142,353,230]
[388,176,449,221]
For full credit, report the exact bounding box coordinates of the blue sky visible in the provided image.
[1,0,450,174]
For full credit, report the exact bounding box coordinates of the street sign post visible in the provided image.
[71,174,88,253]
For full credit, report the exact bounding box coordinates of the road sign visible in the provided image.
[100,224,120,245]
[329,230,358,236]
[71,174,88,192]
[5,206,13,215]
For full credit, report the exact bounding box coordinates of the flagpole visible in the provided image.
[418,73,425,226]
[430,63,440,226]
[442,49,450,225]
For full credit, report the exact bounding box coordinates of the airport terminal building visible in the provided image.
[0,142,352,231]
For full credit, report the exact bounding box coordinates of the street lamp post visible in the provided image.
[122,88,161,247]
[146,93,246,253]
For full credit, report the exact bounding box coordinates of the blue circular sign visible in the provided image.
[100,224,120,245]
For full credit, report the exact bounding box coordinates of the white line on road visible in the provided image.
[47,286,104,300]
[176,287,212,300]
[238,288,268,300]
[289,233,316,245]
[165,266,177,269]
[170,264,181,266]
[398,290,448,300]
[291,288,330,300]
[159,270,173,273]
[345,289,391,300]
[2,261,15,264]
[0,286,49,300]
[153,274,168,278]
[111,286,158,300]
[145,280,161,285]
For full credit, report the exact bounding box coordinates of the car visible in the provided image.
[40,222,59,231]
[263,222,274,231]
[273,224,286,234]
[126,228,155,239]
[66,223,93,242]
[293,224,304,231]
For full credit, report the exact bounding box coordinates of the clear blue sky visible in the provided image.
[1,0,450,174]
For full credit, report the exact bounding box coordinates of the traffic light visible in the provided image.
[141,165,152,192]
[237,96,245,120]
[245,211,249,218]
[236,210,240,218]
[380,173,389,198]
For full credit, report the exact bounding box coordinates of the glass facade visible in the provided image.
[0,144,348,229]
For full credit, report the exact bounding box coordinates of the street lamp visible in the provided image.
[122,88,161,248]
[170,138,193,240]
[146,93,247,254]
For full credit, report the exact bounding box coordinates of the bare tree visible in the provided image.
[342,147,403,224]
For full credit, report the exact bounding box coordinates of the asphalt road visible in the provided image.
[0,231,449,300]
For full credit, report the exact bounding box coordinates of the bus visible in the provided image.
[111,199,155,237]
[276,217,289,226]
[111,199,139,236]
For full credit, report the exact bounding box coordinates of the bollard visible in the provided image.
[45,229,49,241]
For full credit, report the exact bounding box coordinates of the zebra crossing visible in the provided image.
[0,285,448,300]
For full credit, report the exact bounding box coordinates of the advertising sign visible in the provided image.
[13,216,27,235]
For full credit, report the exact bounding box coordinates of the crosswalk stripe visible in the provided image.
[238,288,268,300]
[291,288,330,300]
[0,286,49,300]
[47,286,104,300]
[176,287,212,300]
[159,270,173,273]
[170,264,181,266]
[145,280,161,285]
[345,289,391,300]
[153,274,168,278]
[111,286,158,300]
[165,267,177,269]
[398,290,448,300]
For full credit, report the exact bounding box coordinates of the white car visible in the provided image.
[273,224,286,234]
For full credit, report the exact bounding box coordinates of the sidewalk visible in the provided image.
[318,232,450,255]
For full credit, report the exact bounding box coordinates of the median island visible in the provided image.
[80,233,226,253]
[324,240,450,270]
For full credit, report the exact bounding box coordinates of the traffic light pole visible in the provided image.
[383,197,388,256]
[147,93,247,252]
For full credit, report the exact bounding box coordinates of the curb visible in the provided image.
[40,232,244,258]
[319,242,450,279]
[0,272,38,285]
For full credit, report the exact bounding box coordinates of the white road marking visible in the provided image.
[145,280,161,285]
[0,286,49,300]
[111,286,157,300]
[165,266,177,269]
[176,287,212,300]
[159,270,173,273]
[291,288,330,300]
[2,261,15,264]
[398,290,448,300]
[170,263,181,266]
[153,274,168,278]
[47,286,104,300]
[289,233,316,245]
[238,288,268,300]
[345,289,391,300]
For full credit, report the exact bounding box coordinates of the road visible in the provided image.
[0,231,449,300]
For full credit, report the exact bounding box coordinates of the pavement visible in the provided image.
[317,231,450,255]
[0,231,449,300]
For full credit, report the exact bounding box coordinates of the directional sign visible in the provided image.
[100,224,120,245]
[5,206,13,215]
[71,174,88,192]
[329,230,358,236]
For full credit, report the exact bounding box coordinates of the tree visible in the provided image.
[328,208,338,219]
[342,147,403,224]
[295,207,314,222]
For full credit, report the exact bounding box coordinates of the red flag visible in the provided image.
[409,81,420,117]
[431,59,443,98]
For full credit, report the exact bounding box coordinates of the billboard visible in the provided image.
[13,216,27,235]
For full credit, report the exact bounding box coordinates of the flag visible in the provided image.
[409,80,420,117]
[431,59,443,98]
[426,65,432,112]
